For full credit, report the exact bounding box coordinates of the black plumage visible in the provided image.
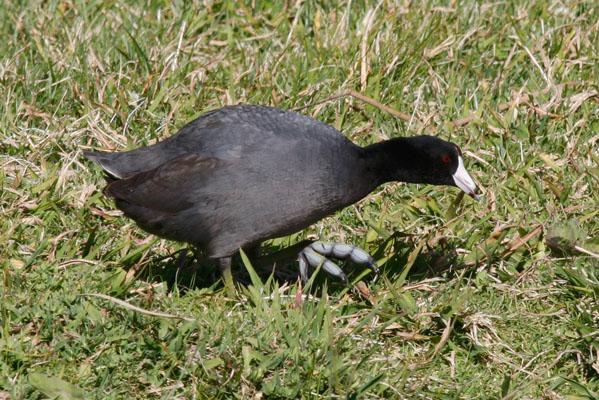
[85,105,478,286]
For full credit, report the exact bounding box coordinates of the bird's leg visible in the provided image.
[175,248,190,271]
[250,240,315,267]
[298,242,379,284]
[218,257,236,297]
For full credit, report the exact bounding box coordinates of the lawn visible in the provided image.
[1,0,599,398]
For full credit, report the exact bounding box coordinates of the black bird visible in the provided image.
[85,105,478,293]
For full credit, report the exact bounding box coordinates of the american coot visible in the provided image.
[85,105,478,292]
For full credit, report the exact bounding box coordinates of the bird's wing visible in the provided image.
[103,153,220,213]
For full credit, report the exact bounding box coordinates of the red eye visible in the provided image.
[442,156,452,163]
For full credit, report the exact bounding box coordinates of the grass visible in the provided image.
[1,0,599,398]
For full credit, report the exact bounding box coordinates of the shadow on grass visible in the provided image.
[120,244,315,294]
[117,234,472,295]
[372,233,468,281]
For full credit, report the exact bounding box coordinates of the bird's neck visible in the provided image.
[361,137,421,185]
